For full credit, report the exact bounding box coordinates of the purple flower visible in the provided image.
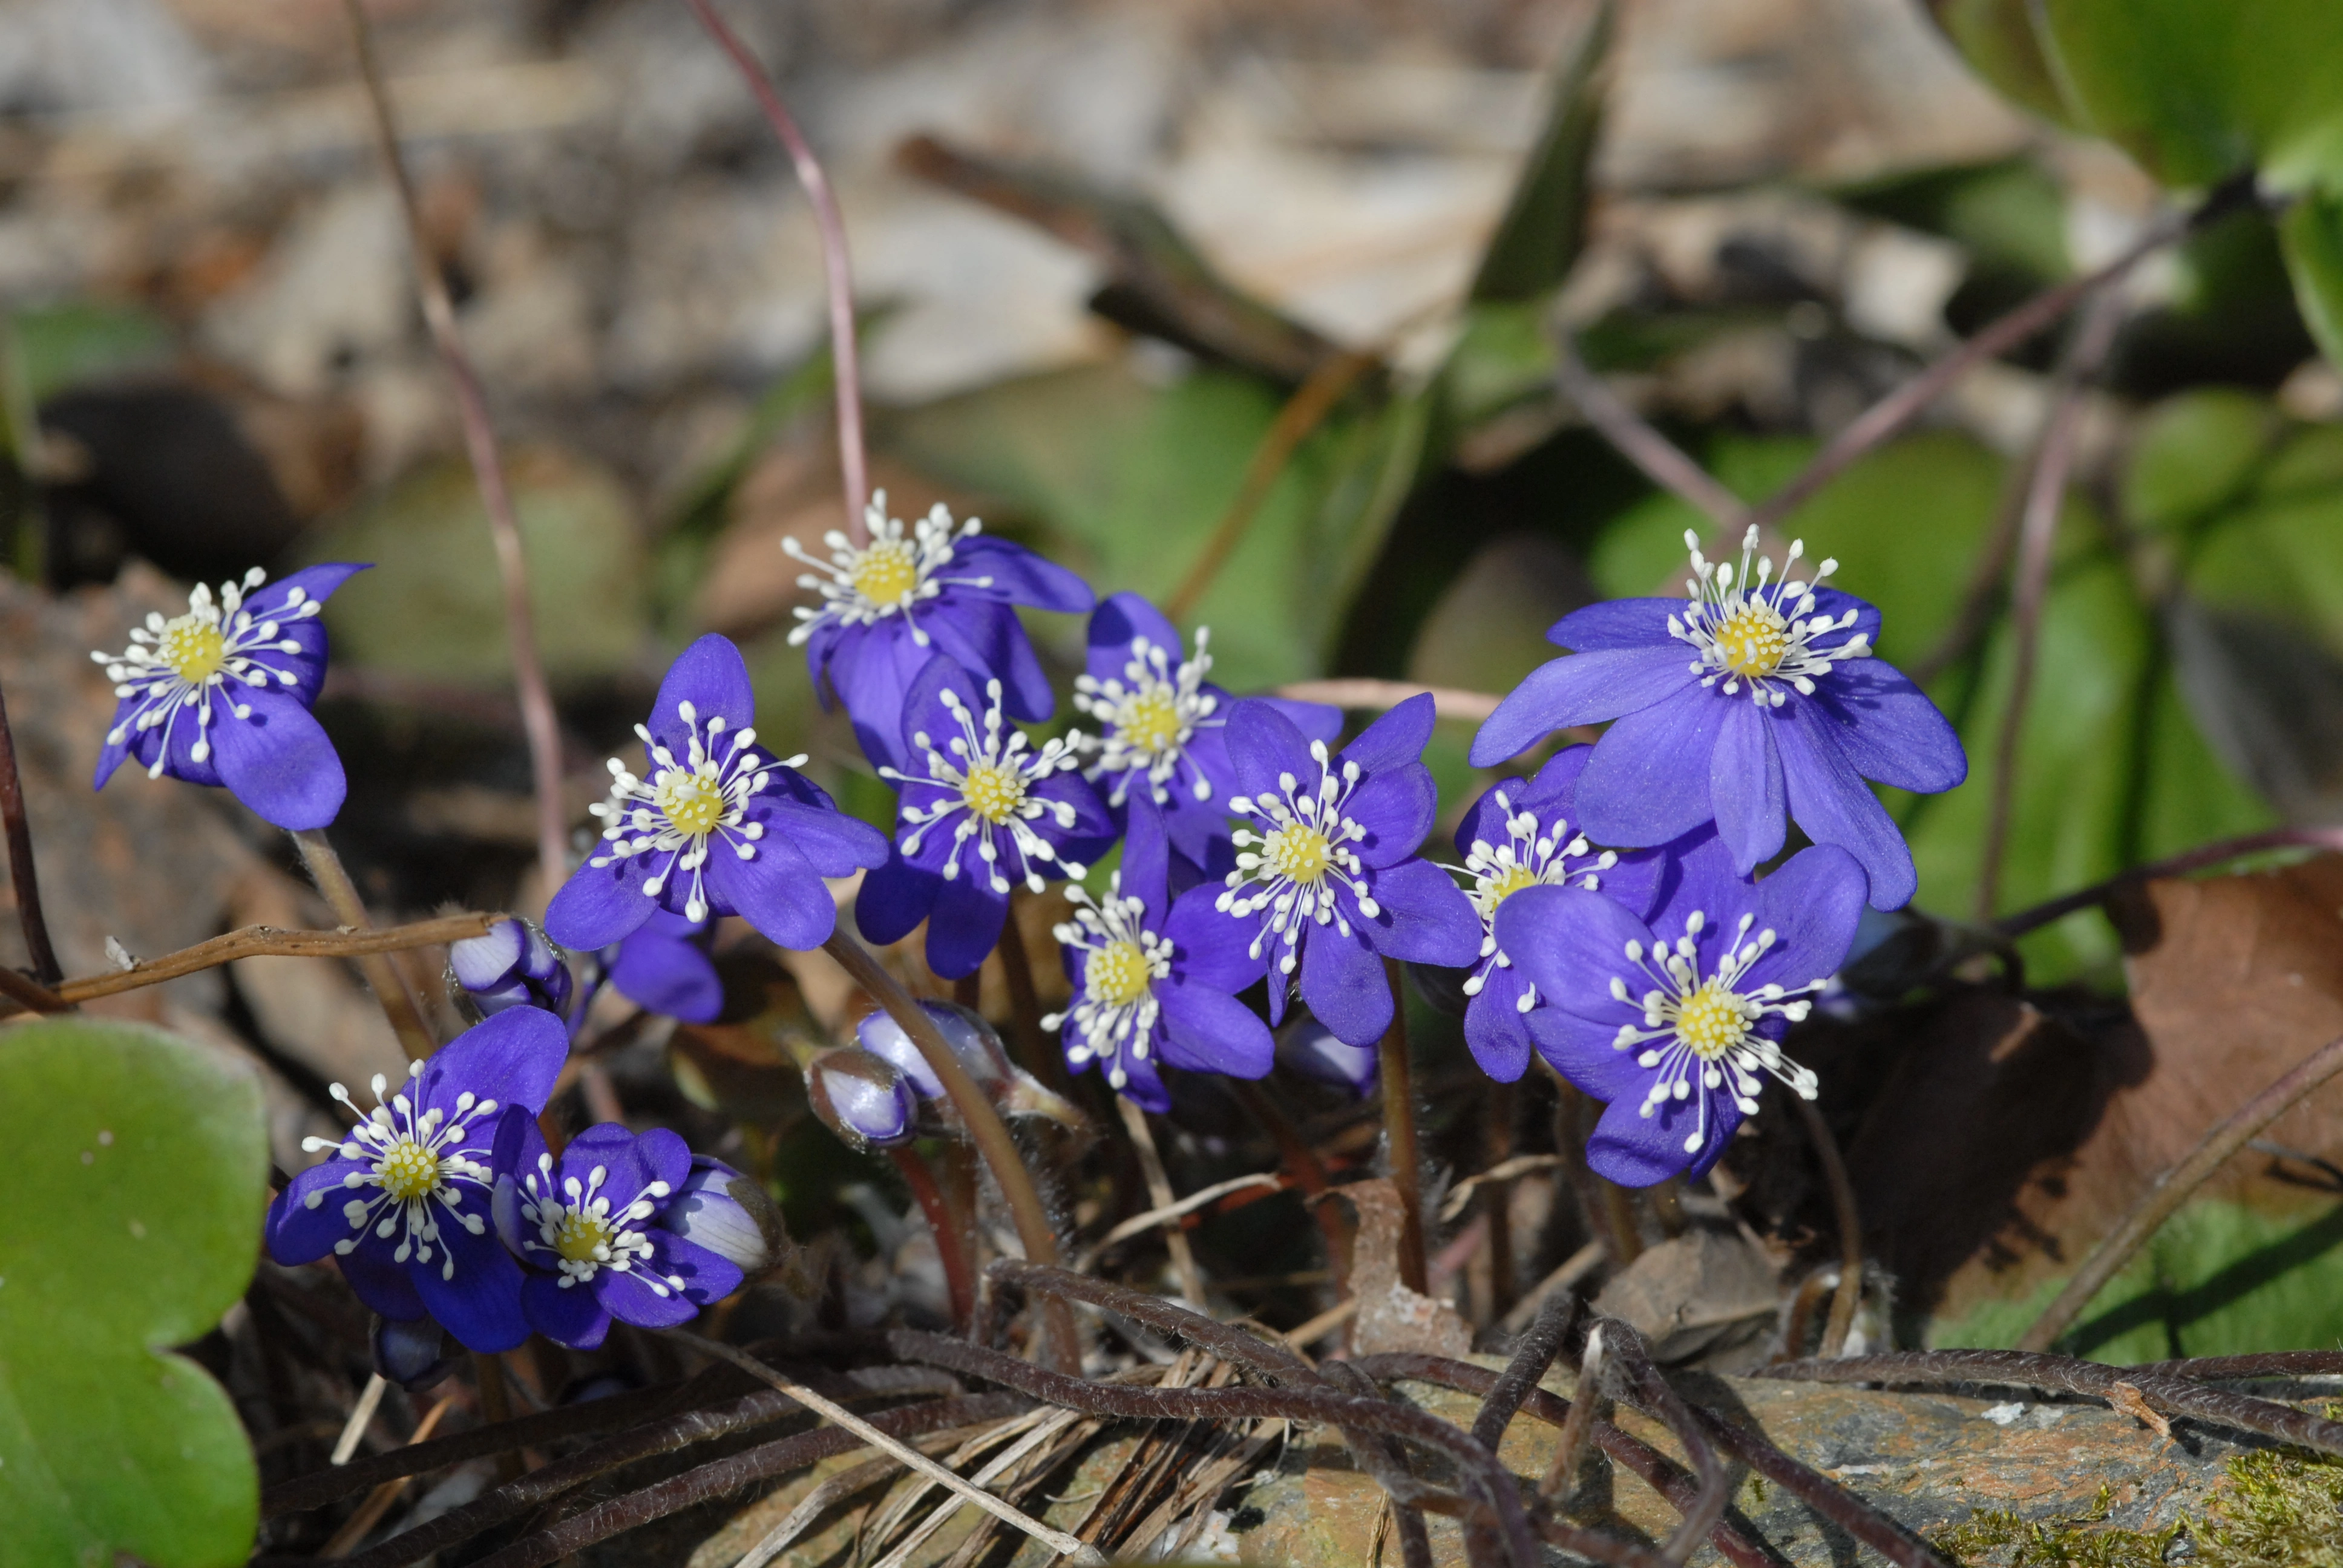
[660,1155,778,1274]
[450,918,573,1019]
[1073,593,1340,879]
[787,494,1095,769]
[491,1120,746,1351]
[1043,792,1271,1111]
[1450,746,1689,1085]
[91,563,367,830]
[607,909,723,1024]
[547,635,890,953]
[805,1048,920,1151]
[1495,837,1867,1186]
[264,1007,567,1352]
[856,656,1113,979]
[1469,528,1965,910]
[1202,694,1481,1047]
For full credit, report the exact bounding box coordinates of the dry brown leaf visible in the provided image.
[1590,1224,1780,1363]
[1339,1178,1473,1358]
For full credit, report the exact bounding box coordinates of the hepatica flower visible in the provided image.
[548,635,889,954]
[1208,694,1480,1046]
[450,918,572,1020]
[92,563,366,830]
[1452,746,1678,1085]
[787,492,1094,769]
[265,1007,567,1351]
[1470,528,1964,910]
[1495,839,1866,1186]
[1044,793,1272,1111]
[1073,593,1339,876]
[857,656,1112,978]
[493,1120,744,1350]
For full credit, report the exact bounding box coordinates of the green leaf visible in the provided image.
[1469,0,1612,304]
[0,1018,266,1568]
[1923,0,2076,126]
[2122,388,2282,532]
[298,447,651,687]
[2281,188,2343,367]
[2029,0,2343,193]
[1933,1198,2343,1362]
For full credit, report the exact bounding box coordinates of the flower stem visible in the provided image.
[341,0,568,898]
[1377,959,1429,1295]
[995,893,1076,1100]
[1115,1096,1207,1307]
[889,1145,976,1335]
[820,930,1080,1371]
[681,0,869,544]
[291,829,439,1061]
[2018,1029,2343,1353]
[1553,335,1751,535]
[0,682,59,984]
[1792,1095,1863,1358]
[1977,287,2128,921]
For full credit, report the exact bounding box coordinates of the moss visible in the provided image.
[1931,1486,2180,1567]
[1932,1427,2343,1568]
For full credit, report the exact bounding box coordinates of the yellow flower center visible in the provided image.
[1085,939,1152,1007]
[1263,823,1332,885]
[1715,604,1788,678]
[1116,685,1183,756]
[555,1210,612,1264]
[377,1139,440,1203]
[1674,981,1749,1060]
[159,614,228,684]
[960,760,1025,825]
[657,771,727,836]
[1487,864,1539,904]
[850,540,920,606]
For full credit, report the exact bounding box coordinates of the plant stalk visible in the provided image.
[1378,958,1429,1295]
[291,829,439,1061]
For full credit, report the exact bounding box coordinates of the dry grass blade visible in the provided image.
[869,1408,1090,1568]
[670,1331,1105,1564]
[1441,1155,1565,1223]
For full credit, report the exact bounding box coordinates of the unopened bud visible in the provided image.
[1276,1019,1378,1098]
[805,1048,917,1152]
[449,918,572,1019]
[658,1154,785,1274]
[855,1000,1011,1100]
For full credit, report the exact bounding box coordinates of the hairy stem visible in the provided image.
[681,0,869,541]
[290,829,439,1060]
[1792,1096,1864,1358]
[0,682,59,983]
[822,930,1080,1371]
[890,1145,977,1335]
[1378,959,1429,1295]
[342,0,567,897]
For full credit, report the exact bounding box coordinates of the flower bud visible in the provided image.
[805,1048,918,1152]
[372,1312,457,1392]
[658,1154,786,1275]
[1277,1019,1378,1097]
[449,918,572,1019]
[854,1000,1011,1101]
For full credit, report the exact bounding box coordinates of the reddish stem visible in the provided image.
[890,1145,976,1335]
[681,0,870,543]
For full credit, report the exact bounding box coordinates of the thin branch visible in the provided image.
[290,829,439,1060]
[1378,959,1429,1296]
[989,1261,1314,1385]
[1553,336,1748,532]
[1595,1318,1729,1564]
[1272,679,1505,724]
[1166,347,1381,622]
[1976,289,2128,920]
[2135,1350,2343,1380]
[464,1395,1031,1568]
[342,0,567,895]
[821,930,1081,1373]
[1471,1285,1576,1452]
[2019,1031,2343,1353]
[1115,1097,1207,1307]
[1742,178,2253,537]
[1761,1348,2343,1458]
[1792,1096,1863,1359]
[0,962,64,1013]
[681,0,868,541]
[669,1331,1104,1564]
[1994,825,2343,938]
[0,682,59,982]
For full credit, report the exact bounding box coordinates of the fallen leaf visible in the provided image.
[1339,1178,1473,1358]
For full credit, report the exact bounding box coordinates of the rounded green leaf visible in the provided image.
[2123,388,2281,532]
[0,1018,266,1568]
